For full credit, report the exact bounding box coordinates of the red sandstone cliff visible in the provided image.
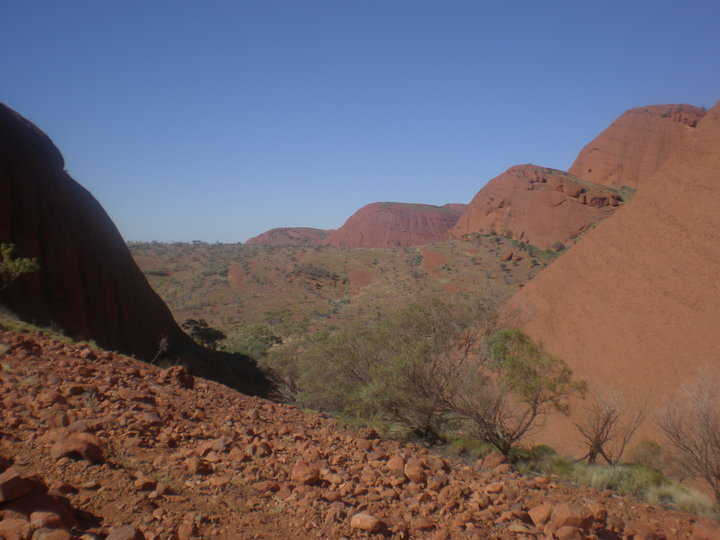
[324,202,465,248]
[451,165,628,249]
[569,104,706,189]
[509,102,720,451]
[0,104,194,361]
[246,227,330,247]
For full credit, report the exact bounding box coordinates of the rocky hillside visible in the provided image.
[569,104,706,189]
[452,165,629,250]
[0,104,192,362]
[325,202,465,248]
[245,227,331,247]
[509,101,720,450]
[2,328,717,539]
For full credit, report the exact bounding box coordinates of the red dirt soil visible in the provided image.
[0,104,192,362]
[452,165,625,249]
[2,329,717,539]
[245,228,331,247]
[508,101,720,452]
[569,104,706,189]
[325,203,466,248]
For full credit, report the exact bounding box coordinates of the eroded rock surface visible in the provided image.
[569,104,706,189]
[245,227,331,247]
[325,202,465,248]
[509,101,720,451]
[452,165,628,249]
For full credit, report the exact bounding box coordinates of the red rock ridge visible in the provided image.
[451,165,627,249]
[569,104,706,189]
[0,103,193,362]
[246,227,331,247]
[324,202,466,248]
[508,101,720,451]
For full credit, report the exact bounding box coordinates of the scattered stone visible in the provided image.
[106,525,145,540]
[50,432,103,463]
[350,512,384,532]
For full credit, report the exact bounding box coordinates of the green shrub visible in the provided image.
[628,440,664,470]
[222,324,281,359]
[0,243,39,292]
[262,295,583,454]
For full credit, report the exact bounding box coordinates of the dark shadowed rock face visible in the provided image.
[569,104,706,189]
[451,165,627,249]
[0,104,191,361]
[324,202,465,248]
[246,227,331,247]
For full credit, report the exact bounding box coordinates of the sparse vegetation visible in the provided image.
[262,296,584,455]
[573,390,646,465]
[0,243,39,292]
[181,318,227,349]
[515,447,716,515]
[660,374,720,502]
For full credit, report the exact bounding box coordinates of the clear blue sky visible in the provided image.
[3,1,718,242]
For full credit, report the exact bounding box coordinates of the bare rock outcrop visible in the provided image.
[569,104,706,189]
[0,104,192,362]
[509,101,720,451]
[245,227,331,247]
[451,165,628,249]
[325,202,465,248]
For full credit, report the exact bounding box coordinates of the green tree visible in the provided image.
[222,324,282,358]
[181,318,226,350]
[0,243,39,292]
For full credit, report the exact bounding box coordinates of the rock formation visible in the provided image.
[0,104,193,362]
[0,104,269,394]
[324,202,465,248]
[246,227,330,247]
[452,165,628,249]
[569,104,706,189]
[509,101,720,451]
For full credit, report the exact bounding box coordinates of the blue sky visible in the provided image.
[3,1,719,242]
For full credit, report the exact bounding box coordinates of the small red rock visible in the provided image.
[106,525,145,540]
[50,432,103,463]
[350,512,384,532]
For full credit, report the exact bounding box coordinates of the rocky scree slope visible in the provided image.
[1,330,718,539]
[324,202,466,248]
[0,104,191,362]
[569,104,706,189]
[509,101,720,450]
[452,165,628,250]
[245,228,331,247]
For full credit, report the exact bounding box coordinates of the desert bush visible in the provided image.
[628,440,665,470]
[222,324,281,359]
[660,375,720,502]
[181,319,226,350]
[573,390,646,465]
[0,243,39,292]
[645,483,716,515]
[262,295,583,454]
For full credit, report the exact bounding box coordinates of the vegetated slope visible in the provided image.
[245,227,331,247]
[569,104,706,189]
[509,101,720,450]
[130,237,549,341]
[452,165,630,250]
[0,104,191,361]
[2,329,717,539]
[324,202,466,248]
